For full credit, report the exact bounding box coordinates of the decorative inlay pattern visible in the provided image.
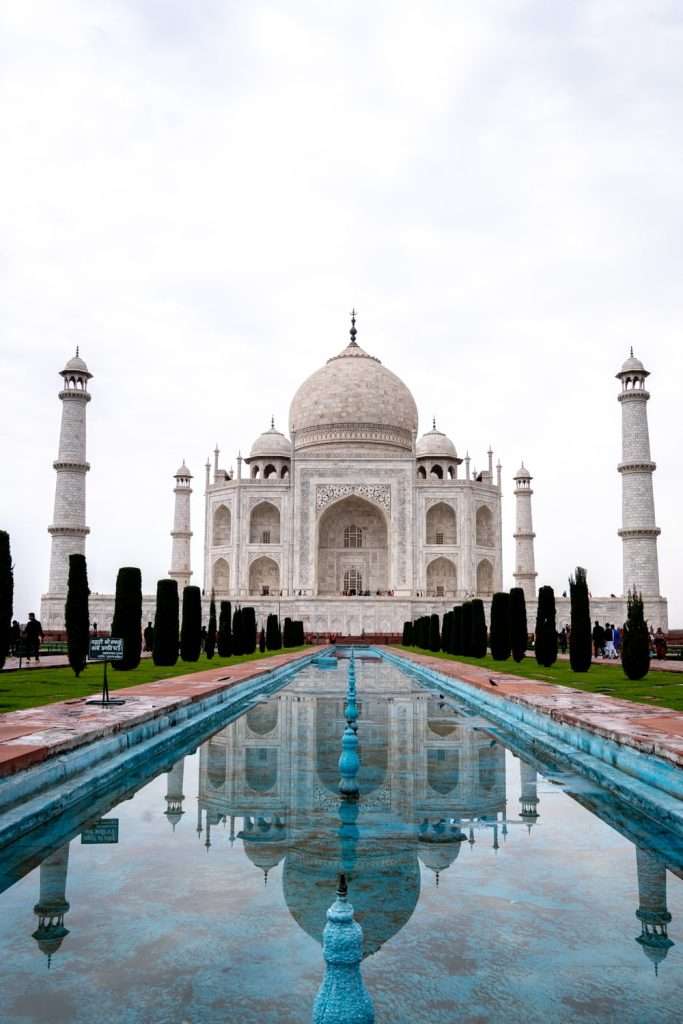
[316,483,391,513]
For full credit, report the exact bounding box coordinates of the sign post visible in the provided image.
[81,818,119,844]
[86,638,126,706]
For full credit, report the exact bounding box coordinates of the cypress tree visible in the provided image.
[259,627,266,653]
[180,585,202,662]
[65,553,90,677]
[418,616,429,649]
[535,585,558,667]
[0,530,12,671]
[470,599,487,658]
[440,611,452,653]
[266,613,281,650]
[622,591,650,681]
[153,579,179,666]
[242,607,257,654]
[461,602,473,656]
[232,607,244,655]
[283,617,293,648]
[217,601,232,657]
[569,567,592,672]
[509,587,528,663]
[111,567,143,671]
[490,592,511,661]
[429,613,441,652]
[295,620,305,645]
[452,606,463,656]
[401,621,412,646]
[206,593,217,659]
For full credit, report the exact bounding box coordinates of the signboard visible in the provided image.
[81,818,119,844]
[89,637,124,661]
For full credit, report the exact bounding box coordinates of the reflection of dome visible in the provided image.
[249,423,292,460]
[283,845,420,958]
[418,821,467,883]
[32,921,70,961]
[240,816,288,877]
[288,324,418,452]
[416,422,457,460]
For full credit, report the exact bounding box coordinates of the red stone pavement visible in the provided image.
[0,648,323,779]
[383,648,683,771]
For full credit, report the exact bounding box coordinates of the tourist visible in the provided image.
[558,627,567,654]
[654,628,667,660]
[143,621,154,652]
[613,625,621,655]
[24,612,43,662]
[9,619,21,656]
[200,625,207,651]
[592,620,604,659]
[604,624,616,659]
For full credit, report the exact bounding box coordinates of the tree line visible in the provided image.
[401,567,651,680]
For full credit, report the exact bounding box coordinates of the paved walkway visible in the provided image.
[0,648,322,779]
[556,652,683,673]
[385,648,683,770]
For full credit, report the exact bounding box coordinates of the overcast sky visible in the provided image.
[2,1,681,623]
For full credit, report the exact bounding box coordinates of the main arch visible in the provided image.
[316,495,389,595]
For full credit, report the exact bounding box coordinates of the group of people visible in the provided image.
[592,621,623,659]
[8,613,44,661]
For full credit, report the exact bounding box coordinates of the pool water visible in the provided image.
[0,656,681,1023]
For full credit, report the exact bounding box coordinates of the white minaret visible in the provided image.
[32,843,71,967]
[513,463,537,601]
[169,462,193,591]
[47,351,92,594]
[617,351,661,598]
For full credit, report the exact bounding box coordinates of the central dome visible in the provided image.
[288,324,418,453]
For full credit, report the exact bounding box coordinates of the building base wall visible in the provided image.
[41,592,669,636]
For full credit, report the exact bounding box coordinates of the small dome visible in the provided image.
[248,422,292,460]
[416,421,457,460]
[60,349,92,378]
[175,461,192,478]
[617,349,649,378]
[514,463,531,480]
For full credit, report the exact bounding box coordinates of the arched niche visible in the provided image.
[417,465,427,480]
[476,558,493,595]
[213,504,231,545]
[426,502,456,545]
[475,505,494,546]
[246,702,279,736]
[249,555,280,596]
[207,740,226,790]
[426,556,457,598]
[430,464,443,479]
[317,495,388,595]
[263,464,277,479]
[249,501,280,544]
[427,748,460,795]
[245,748,278,793]
[213,557,230,594]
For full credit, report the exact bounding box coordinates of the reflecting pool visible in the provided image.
[0,656,682,1023]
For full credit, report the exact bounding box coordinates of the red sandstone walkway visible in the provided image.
[384,648,683,771]
[0,649,322,779]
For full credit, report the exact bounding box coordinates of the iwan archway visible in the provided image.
[316,495,389,595]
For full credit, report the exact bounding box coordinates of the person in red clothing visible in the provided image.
[24,612,43,662]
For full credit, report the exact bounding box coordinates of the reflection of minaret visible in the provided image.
[519,759,539,832]
[164,758,185,830]
[32,843,71,968]
[312,875,374,1024]
[634,847,674,974]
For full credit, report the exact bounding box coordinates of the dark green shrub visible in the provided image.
[461,602,472,656]
[65,553,90,677]
[535,585,558,667]
[569,567,591,672]
[452,606,463,656]
[266,613,281,650]
[440,611,452,653]
[232,607,244,655]
[242,607,257,654]
[490,592,511,661]
[217,601,232,657]
[283,617,294,648]
[153,579,179,666]
[294,620,305,645]
[205,594,217,659]
[402,621,413,646]
[429,613,441,652]
[509,587,528,663]
[111,566,142,671]
[259,627,266,653]
[180,585,202,662]
[0,531,13,671]
[470,599,487,658]
[622,591,650,680]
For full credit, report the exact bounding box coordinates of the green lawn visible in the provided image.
[0,647,307,714]
[398,647,683,712]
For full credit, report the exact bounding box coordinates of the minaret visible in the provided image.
[513,463,537,601]
[617,352,661,597]
[519,758,540,832]
[169,462,192,592]
[32,843,71,968]
[47,351,92,594]
[634,846,674,974]
[164,757,185,830]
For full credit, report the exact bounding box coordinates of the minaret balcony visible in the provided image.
[617,461,656,474]
[53,460,90,472]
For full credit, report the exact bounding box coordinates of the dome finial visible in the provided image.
[349,308,358,346]
[432,416,436,431]
[270,415,275,430]
[630,346,634,357]
[75,345,79,357]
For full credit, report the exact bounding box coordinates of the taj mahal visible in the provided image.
[40,313,668,633]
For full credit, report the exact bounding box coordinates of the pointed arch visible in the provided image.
[476,505,494,546]
[249,555,280,595]
[213,557,230,594]
[426,556,457,598]
[249,501,280,544]
[213,504,231,545]
[476,558,493,595]
[317,495,388,595]
[426,502,456,545]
